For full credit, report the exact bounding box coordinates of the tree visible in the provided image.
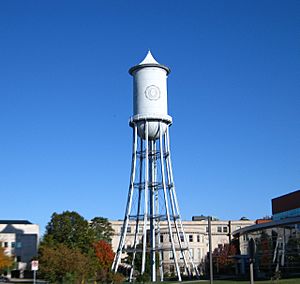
[39,211,120,283]
[125,237,159,282]
[39,211,96,282]
[39,243,95,283]
[286,236,300,273]
[93,240,115,269]
[212,243,236,274]
[93,240,122,283]
[256,231,272,274]
[0,247,13,273]
[43,211,95,253]
[90,217,114,243]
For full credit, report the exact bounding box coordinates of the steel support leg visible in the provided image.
[165,127,199,277]
[141,121,149,275]
[150,140,156,282]
[159,122,181,281]
[129,137,144,282]
[112,125,138,272]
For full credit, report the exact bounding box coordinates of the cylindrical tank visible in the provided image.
[129,51,172,140]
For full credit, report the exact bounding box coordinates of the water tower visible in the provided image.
[112,51,198,282]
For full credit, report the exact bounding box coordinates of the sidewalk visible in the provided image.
[8,279,48,284]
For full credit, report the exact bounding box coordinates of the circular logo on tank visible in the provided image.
[145,85,160,101]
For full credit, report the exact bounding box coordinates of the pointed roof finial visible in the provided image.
[139,50,159,65]
[129,50,170,75]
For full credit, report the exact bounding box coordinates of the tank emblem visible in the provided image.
[145,85,160,101]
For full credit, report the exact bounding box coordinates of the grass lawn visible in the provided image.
[166,279,300,284]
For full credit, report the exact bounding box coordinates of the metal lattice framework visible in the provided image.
[112,120,199,282]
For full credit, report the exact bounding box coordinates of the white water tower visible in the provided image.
[112,51,198,282]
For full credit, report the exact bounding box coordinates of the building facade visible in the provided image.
[233,190,300,278]
[110,217,254,275]
[0,220,39,277]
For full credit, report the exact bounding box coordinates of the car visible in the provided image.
[0,276,9,283]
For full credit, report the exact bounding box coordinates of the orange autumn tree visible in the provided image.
[0,247,13,272]
[213,243,237,274]
[93,240,115,269]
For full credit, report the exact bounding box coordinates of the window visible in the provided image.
[189,235,193,242]
[189,248,194,258]
[170,265,175,273]
[169,251,174,259]
[11,242,15,248]
[197,235,200,242]
[180,232,184,242]
[206,226,208,232]
[180,252,184,259]
[180,266,185,273]
[4,242,8,248]
[217,226,222,233]
[127,226,131,233]
[16,256,21,262]
[223,226,228,233]
[16,242,22,248]
[160,235,164,243]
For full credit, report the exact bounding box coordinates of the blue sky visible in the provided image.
[0,1,299,234]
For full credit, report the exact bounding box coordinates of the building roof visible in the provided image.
[138,50,159,65]
[232,216,300,237]
[129,50,171,75]
[0,220,32,225]
[272,189,300,214]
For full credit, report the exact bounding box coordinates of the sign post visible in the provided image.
[31,260,39,284]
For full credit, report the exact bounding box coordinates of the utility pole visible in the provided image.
[249,238,256,284]
[208,216,213,284]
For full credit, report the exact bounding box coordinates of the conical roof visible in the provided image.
[129,51,170,75]
[138,50,159,65]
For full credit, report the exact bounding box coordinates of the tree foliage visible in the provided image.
[90,217,114,243]
[0,247,13,272]
[212,243,236,274]
[256,231,273,273]
[286,236,300,273]
[93,240,124,283]
[39,243,95,283]
[39,211,119,283]
[93,240,115,269]
[43,211,95,253]
[125,238,159,281]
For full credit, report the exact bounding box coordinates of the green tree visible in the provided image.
[286,236,300,273]
[39,211,120,283]
[43,211,95,253]
[256,231,273,275]
[38,243,96,283]
[90,217,114,243]
[125,238,159,282]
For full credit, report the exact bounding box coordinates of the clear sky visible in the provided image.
[0,1,299,235]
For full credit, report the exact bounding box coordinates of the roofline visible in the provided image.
[232,216,300,237]
[129,63,171,76]
[0,220,33,225]
[272,189,300,201]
